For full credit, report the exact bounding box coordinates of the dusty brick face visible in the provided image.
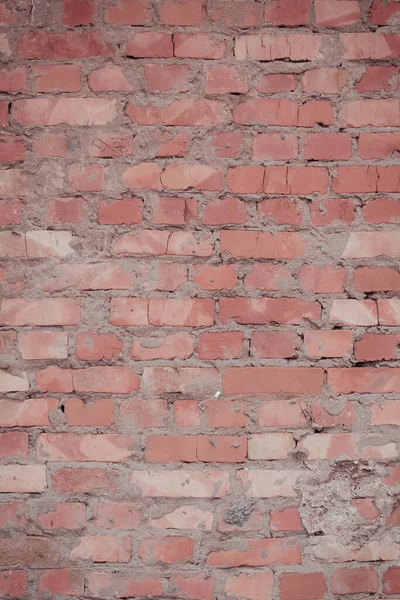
[1,1,399,597]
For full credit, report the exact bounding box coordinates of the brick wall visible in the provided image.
[1,0,400,598]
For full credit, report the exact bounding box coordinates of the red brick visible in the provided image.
[343,231,400,258]
[221,230,306,259]
[37,433,135,462]
[315,0,360,25]
[370,401,400,426]
[354,267,400,292]
[193,264,238,290]
[211,1,260,27]
[0,67,27,92]
[69,163,104,192]
[38,502,86,530]
[0,432,28,458]
[248,433,294,460]
[379,299,400,325]
[342,33,400,60]
[132,334,194,360]
[331,568,378,594]
[0,571,27,598]
[0,298,81,326]
[223,367,324,395]
[88,65,132,92]
[305,133,351,160]
[63,0,96,25]
[174,33,227,59]
[171,572,214,600]
[328,368,400,394]
[202,197,248,225]
[245,264,293,291]
[383,566,400,594]
[302,67,347,93]
[264,166,329,194]
[94,503,141,529]
[51,467,118,494]
[33,133,73,157]
[98,198,142,224]
[120,399,168,428]
[0,170,27,196]
[355,333,400,362]
[331,299,377,326]
[312,402,356,428]
[0,370,29,393]
[299,433,397,460]
[310,198,355,226]
[106,0,152,24]
[160,0,205,24]
[0,465,46,493]
[369,0,400,24]
[252,332,298,358]
[205,401,248,428]
[152,196,197,225]
[0,502,27,529]
[139,537,194,564]
[76,332,122,361]
[205,65,247,94]
[174,401,201,427]
[64,397,114,426]
[33,64,81,92]
[18,31,114,59]
[259,198,302,225]
[161,164,224,190]
[253,133,298,161]
[38,569,84,596]
[88,132,133,158]
[46,197,84,224]
[341,99,400,127]
[357,66,399,92]
[227,165,264,193]
[18,330,68,360]
[43,262,133,291]
[198,332,244,360]
[145,64,190,92]
[126,32,173,58]
[0,4,16,23]
[149,298,215,326]
[300,265,348,293]
[13,98,116,126]
[86,572,163,598]
[235,33,321,61]
[145,435,197,462]
[280,573,327,600]
[0,200,23,224]
[207,538,301,566]
[387,505,400,526]
[363,198,400,224]
[256,73,296,93]
[358,133,400,160]
[156,131,190,157]
[265,0,311,24]
[219,298,320,325]
[0,101,8,126]
[259,400,307,428]
[225,573,273,600]
[305,330,353,358]
[270,507,303,532]
[69,535,131,562]
[197,436,247,463]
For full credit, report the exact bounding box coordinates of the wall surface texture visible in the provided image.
[1,0,400,598]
